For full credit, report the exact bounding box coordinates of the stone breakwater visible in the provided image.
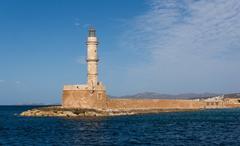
[20,106,194,117]
[20,98,240,117]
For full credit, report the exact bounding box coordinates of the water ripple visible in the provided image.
[1,106,240,145]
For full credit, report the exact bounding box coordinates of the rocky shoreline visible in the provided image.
[20,106,196,117]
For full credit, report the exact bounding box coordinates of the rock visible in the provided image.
[63,111,77,117]
[20,106,193,117]
[84,111,97,116]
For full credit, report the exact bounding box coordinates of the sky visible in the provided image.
[0,0,240,105]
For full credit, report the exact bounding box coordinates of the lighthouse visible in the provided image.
[87,28,99,90]
[62,27,107,109]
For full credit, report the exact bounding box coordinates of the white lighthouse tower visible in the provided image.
[87,27,99,90]
[62,27,107,109]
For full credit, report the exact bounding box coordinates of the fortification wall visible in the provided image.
[62,89,240,110]
[107,99,207,110]
[62,89,107,109]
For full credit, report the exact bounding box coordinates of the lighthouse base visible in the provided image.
[62,84,107,110]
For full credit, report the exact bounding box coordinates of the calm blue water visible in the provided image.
[1,106,240,145]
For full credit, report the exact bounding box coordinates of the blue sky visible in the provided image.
[0,0,240,104]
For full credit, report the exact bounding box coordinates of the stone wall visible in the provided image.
[62,88,107,109]
[107,99,240,110]
[107,99,207,110]
[62,89,240,110]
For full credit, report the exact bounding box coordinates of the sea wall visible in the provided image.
[62,90,107,109]
[106,98,240,110]
[62,87,240,110]
[107,99,207,110]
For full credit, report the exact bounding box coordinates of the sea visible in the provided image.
[1,106,240,146]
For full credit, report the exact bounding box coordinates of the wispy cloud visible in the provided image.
[74,18,90,29]
[123,0,240,60]
[118,0,240,93]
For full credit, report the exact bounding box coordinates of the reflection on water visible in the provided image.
[1,106,240,145]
